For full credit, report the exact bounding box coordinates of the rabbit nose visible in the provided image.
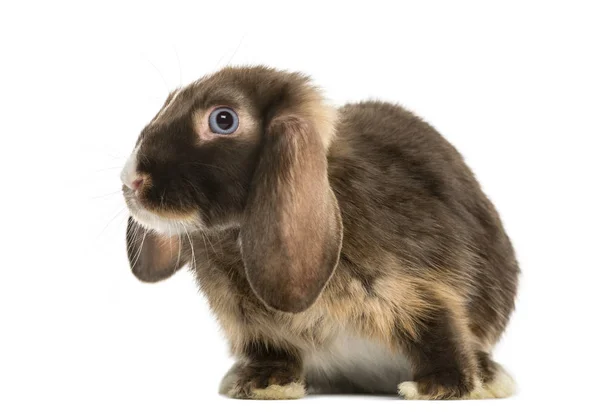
[131,177,144,190]
[120,147,147,191]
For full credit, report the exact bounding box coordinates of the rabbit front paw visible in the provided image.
[219,361,305,400]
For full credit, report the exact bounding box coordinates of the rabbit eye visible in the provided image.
[208,107,239,134]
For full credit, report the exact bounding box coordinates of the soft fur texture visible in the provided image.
[122,66,519,400]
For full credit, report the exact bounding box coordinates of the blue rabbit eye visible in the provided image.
[208,107,239,134]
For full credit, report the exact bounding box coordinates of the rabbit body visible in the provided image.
[123,67,518,400]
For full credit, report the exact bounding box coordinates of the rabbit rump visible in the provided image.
[122,66,519,400]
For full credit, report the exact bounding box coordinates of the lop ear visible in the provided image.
[240,91,343,313]
[126,217,189,282]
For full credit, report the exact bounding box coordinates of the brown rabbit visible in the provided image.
[121,66,519,400]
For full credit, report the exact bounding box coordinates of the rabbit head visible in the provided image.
[122,66,342,312]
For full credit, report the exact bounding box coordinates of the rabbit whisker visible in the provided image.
[97,206,127,239]
[172,44,182,87]
[202,230,217,255]
[95,166,124,173]
[138,149,151,166]
[131,227,149,271]
[199,228,209,257]
[91,190,123,200]
[143,53,170,95]
[181,162,229,173]
[181,222,197,274]
[167,219,173,258]
[225,33,247,68]
[129,219,141,243]
[184,178,210,202]
[174,231,182,276]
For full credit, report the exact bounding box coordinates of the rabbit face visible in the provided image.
[121,76,262,236]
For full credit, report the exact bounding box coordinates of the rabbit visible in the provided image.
[121,66,519,400]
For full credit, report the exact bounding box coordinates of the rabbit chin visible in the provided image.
[128,204,202,237]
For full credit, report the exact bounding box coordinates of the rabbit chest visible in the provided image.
[193,229,411,392]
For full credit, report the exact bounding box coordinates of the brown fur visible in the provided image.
[241,114,343,312]
[123,66,519,399]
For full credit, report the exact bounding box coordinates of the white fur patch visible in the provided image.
[121,143,202,236]
[304,332,411,393]
[219,364,305,400]
[120,144,140,190]
[249,383,306,400]
[477,365,516,399]
[397,381,420,399]
[398,365,516,400]
[153,88,183,123]
[129,204,198,236]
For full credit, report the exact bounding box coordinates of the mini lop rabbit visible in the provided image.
[121,66,518,400]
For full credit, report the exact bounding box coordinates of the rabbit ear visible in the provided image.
[126,217,189,282]
[240,91,343,313]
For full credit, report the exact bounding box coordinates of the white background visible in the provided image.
[1,1,599,417]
